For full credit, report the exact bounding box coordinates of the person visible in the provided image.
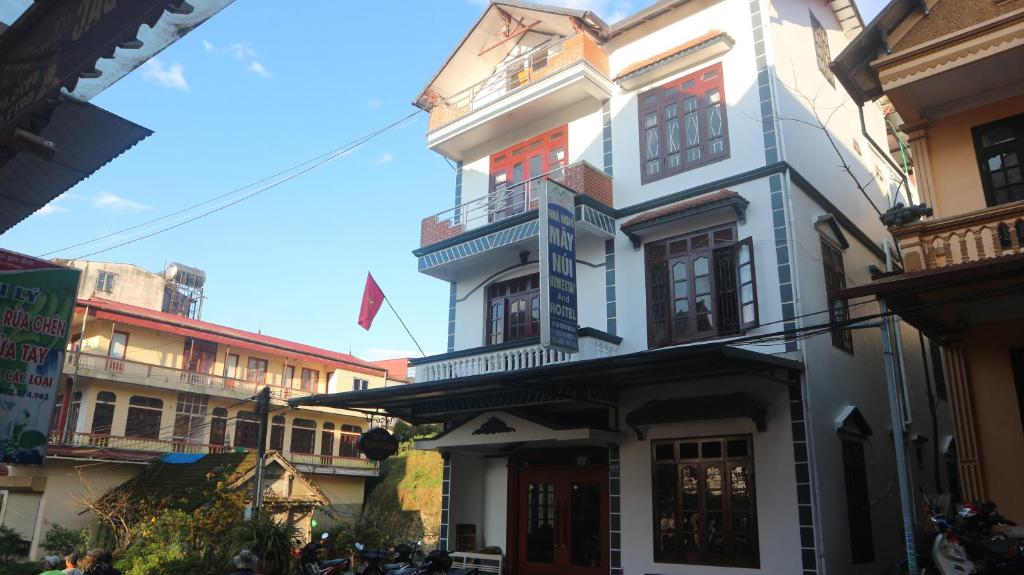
[227,550,259,575]
[80,549,122,575]
[63,553,83,575]
[40,555,64,575]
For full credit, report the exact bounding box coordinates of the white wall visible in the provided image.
[482,457,508,549]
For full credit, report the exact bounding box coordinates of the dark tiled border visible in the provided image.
[446,283,456,353]
[790,382,818,573]
[602,100,614,176]
[605,239,617,335]
[440,451,452,551]
[609,444,622,575]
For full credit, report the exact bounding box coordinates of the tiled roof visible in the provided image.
[78,297,385,375]
[372,357,411,380]
[102,451,257,511]
[614,30,729,80]
[622,189,740,228]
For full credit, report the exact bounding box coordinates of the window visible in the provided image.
[246,357,268,384]
[652,436,758,567]
[340,424,362,457]
[49,394,64,435]
[290,418,316,454]
[821,239,853,352]
[321,422,335,460]
[639,63,728,184]
[645,226,758,347]
[235,411,259,449]
[95,270,116,294]
[107,332,128,359]
[226,354,240,379]
[172,393,209,443]
[283,365,295,388]
[270,415,285,451]
[489,127,567,222]
[486,274,541,345]
[125,396,163,439]
[841,438,875,563]
[300,368,319,392]
[90,391,116,435]
[1012,348,1024,436]
[972,113,1024,206]
[810,12,834,85]
[210,407,228,446]
[66,391,82,437]
[353,378,369,391]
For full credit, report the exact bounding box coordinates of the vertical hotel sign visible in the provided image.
[0,249,80,464]
[539,181,579,354]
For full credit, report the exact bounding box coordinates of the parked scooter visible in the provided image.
[928,500,1024,574]
[296,533,351,575]
[355,543,478,575]
[354,542,391,575]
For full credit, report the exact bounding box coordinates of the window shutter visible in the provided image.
[1,492,41,540]
[713,237,758,334]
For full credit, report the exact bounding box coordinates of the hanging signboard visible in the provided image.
[357,427,399,461]
[539,181,579,354]
[0,249,80,464]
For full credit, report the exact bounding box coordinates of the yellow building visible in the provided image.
[834,0,1024,519]
[0,260,397,558]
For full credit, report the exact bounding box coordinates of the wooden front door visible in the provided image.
[517,467,608,575]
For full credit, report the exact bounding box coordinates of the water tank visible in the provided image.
[164,262,206,288]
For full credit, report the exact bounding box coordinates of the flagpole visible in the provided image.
[383,296,426,357]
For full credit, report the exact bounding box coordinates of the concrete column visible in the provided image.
[942,342,986,501]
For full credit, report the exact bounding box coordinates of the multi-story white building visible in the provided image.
[297,1,954,574]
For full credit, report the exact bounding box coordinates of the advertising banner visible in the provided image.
[539,180,579,354]
[0,249,80,464]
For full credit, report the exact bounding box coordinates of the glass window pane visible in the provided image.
[655,443,675,461]
[702,440,722,458]
[679,442,699,459]
[706,465,723,509]
[693,256,709,276]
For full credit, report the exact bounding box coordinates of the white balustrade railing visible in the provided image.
[415,333,618,383]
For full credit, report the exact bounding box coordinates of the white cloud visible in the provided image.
[90,191,151,212]
[246,60,272,78]
[375,153,393,165]
[201,39,215,51]
[141,59,189,91]
[366,98,383,108]
[37,203,69,216]
[227,42,257,60]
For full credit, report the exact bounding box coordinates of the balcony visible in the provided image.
[417,167,615,280]
[895,201,1024,273]
[67,352,314,402]
[426,33,611,158]
[49,432,379,475]
[411,328,621,383]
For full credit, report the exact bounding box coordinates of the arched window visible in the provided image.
[235,411,258,449]
[290,418,316,454]
[320,422,335,461]
[90,391,117,435]
[126,396,163,439]
[210,407,228,446]
[270,415,285,451]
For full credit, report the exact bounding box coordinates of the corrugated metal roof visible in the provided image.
[0,97,151,233]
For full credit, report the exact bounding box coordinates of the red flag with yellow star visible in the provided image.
[358,272,385,330]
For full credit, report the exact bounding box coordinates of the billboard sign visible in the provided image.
[0,249,80,464]
[539,181,579,354]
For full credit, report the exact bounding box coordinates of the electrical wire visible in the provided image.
[40,110,422,259]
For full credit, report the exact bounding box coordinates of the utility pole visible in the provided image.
[880,300,919,575]
[252,386,271,516]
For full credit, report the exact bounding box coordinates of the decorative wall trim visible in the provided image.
[608,443,622,575]
[602,100,614,176]
[447,282,457,353]
[440,451,452,551]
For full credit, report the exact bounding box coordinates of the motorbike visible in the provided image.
[928,500,1024,574]
[296,532,352,575]
[355,543,478,575]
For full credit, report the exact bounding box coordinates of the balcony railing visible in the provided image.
[49,432,378,471]
[420,162,612,247]
[66,352,314,401]
[894,201,1024,272]
[413,330,620,383]
[427,33,609,132]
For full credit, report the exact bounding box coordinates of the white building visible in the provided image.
[296,1,954,573]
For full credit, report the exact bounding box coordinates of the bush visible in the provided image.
[41,523,90,556]
[224,513,300,575]
[0,526,26,562]
[0,561,41,575]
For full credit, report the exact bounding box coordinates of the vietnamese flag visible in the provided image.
[358,272,386,330]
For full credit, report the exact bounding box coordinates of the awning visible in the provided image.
[290,342,802,423]
[0,98,151,232]
[625,393,767,439]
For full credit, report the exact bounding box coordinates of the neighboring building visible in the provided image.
[373,357,415,385]
[296,1,953,574]
[833,0,1024,521]
[0,261,389,558]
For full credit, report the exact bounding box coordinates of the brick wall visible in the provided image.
[560,162,614,207]
[421,216,465,247]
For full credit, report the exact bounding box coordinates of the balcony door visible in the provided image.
[517,467,608,575]
[183,338,217,385]
[489,126,567,223]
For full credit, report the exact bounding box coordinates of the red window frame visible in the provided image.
[639,62,729,184]
[488,126,568,222]
[246,357,268,384]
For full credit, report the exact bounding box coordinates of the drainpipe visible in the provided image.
[859,105,912,206]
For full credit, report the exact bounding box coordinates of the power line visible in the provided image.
[41,110,422,259]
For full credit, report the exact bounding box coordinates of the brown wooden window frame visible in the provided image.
[840,437,875,564]
[209,407,228,446]
[821,237,853,353]
[485,273,541,345]
[972,112,1024,207]
[125,395,163,439]
[290,418,317,454]
[234,410,259,449]
[246,357,268,384]
[90,391,117,435]
[269,414,285,451]
[810,11,834,85]
[645,224,759,348]
[651,435,759,567]
[300,368,320,392]
[638,62,729,185]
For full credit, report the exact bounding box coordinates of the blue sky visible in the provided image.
[0,0,889,360]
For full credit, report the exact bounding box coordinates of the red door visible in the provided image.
[517,467,608,575]
[489,126,568,222]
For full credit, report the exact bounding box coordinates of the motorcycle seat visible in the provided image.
[318,558,349,568]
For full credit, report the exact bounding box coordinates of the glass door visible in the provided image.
[518,468,608,575]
